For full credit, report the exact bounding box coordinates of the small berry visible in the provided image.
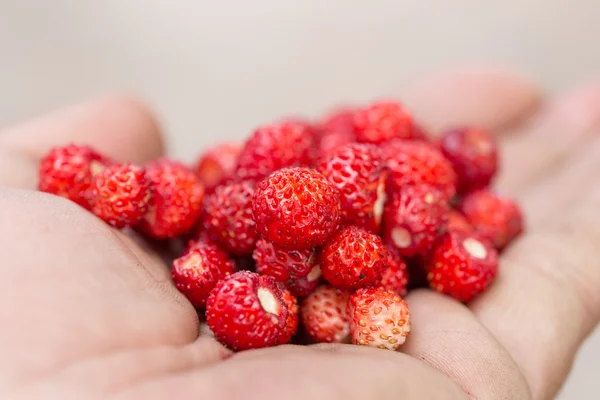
[284,264,322,297]
[252,167,341,249]
[318,143,387,233]
[427,230,498,303]
[353,101,415,144]
[383,185,449,257]
[202,181,258,255]
[300,285,350,343]
[459,190,524,250]
[206,271,288,351]
[253,238,317,281]
[90,163,151,228]
[447,210,474,233]
[319,226,387,290]
[138,159,205,239]
[38,144,111,208]
[194,143,241,191]
[379,246,409,296]
[172,239,235,308]
[278,284,299,344]
[440,127,498,194]
[384,140,457,200]
[348,287,411,350]
[235,121,315,182]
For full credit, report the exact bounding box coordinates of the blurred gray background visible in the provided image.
[0,1,598,398]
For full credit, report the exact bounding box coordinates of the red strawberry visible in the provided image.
[382,185,449,257]
[439,127,498,193]
[252,167,341,249]
[138,158,205,239]
[253,238,317,281]
[427,230,498,303]
[202,181,258,255]
[319,226,387,290]
[459,190,523,250]
[384,140,457,200]
[348,287,411,350]
[315,129,356,163]
[38,144,111,208]
[235,121,315,182]
[278,284,299,344]
[90,163,152,228]
[172,239,235,308]
[379,246,409,296]
[284,264,322,297]
[447,209,474,233]
[194,143,241,191]
[320,107,357,134]
[353,101,415,144]
[318,143,387,233]
[205,271,288,351]
[300,285,350,343]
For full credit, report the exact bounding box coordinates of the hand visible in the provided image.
[0,68,598,400]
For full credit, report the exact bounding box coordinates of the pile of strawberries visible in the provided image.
[37,100,523,352]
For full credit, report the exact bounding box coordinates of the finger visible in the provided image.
[403,66,541,134]
[0,95,165,188]
[496,83,600,195]
[400,290,531,399]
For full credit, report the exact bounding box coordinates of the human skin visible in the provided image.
[0,68,599,399]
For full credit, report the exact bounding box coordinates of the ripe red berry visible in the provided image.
[439,127,498,194]
[283,264,322,297]
[427,230,498,303]
[194,143,241,191]
[459,190,524,250]
[384,140,457,200]
[447,210,474,233]
[253,238,317,281]
[315,129,357,163]
[382,185,449,257]
[138,158,205,239]
[348,287,411,350]
[278,284,299,344]
[202,181,258,255]
[319,226,387,290]
[206,271,288,351]
[235,121,315,182]
[300,285,350,343]
[38,144,111,208]
[318,143,387,233]
[89,163,152,228]
[172,239,235,308]
[379,246,409,296]
[252,167,341,249]
[353,101,415,144]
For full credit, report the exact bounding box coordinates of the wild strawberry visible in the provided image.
[172,239,235,308]
[348,287,411,350]
[319,226,387,290]
[382,185,449,257]
[300,285,350,343]
[38,144,111,208]
[235,121,315,182]
[459,190,523,250]
[202,181,258,255]
[447,210,474,233]
[284,264,322,297]
[440,127,498,193]
[353,101,415,144]
[384,140,457,200]
[318,143,387,233]
[379,246,409,296]
[205,271,288,351]
[89,163,152,228]
[252,167,341,249]
[427,230,498,303]
[194,143,241,191]
[253,238,317,281]
[138,159,205,239]
[278,284,299,344]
